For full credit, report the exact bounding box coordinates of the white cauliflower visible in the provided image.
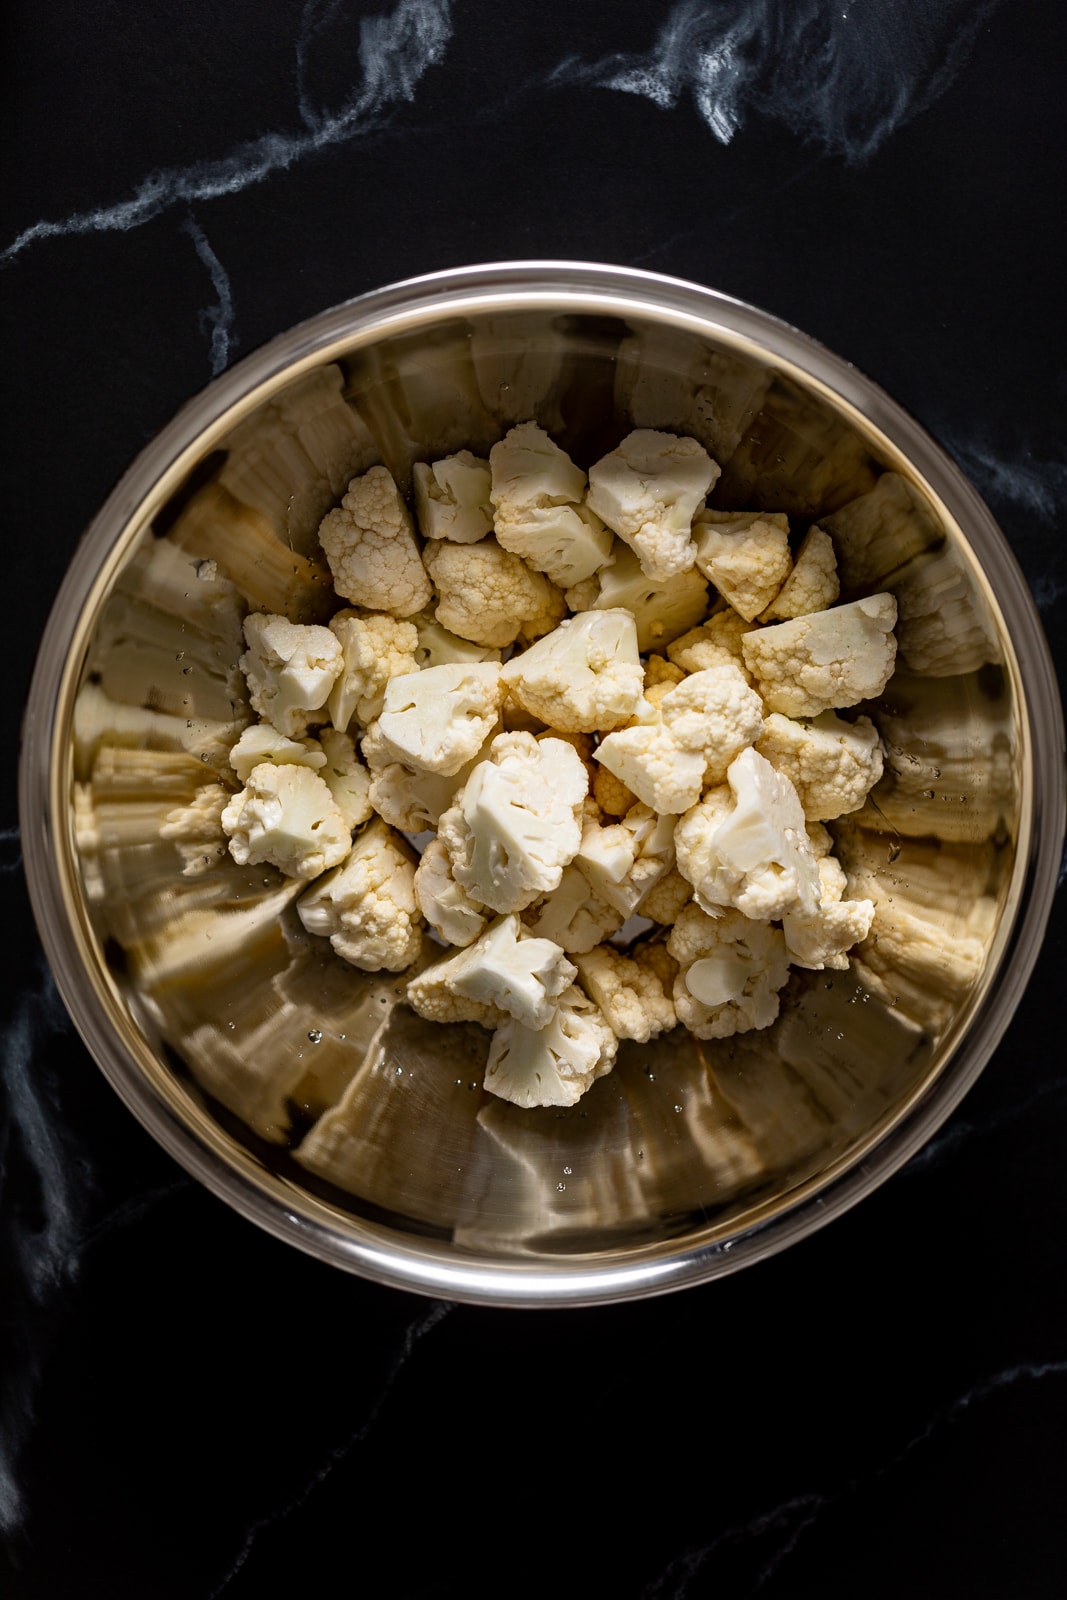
[483,985,618,1108]
[228,723,327,784]
[413,450,494,543]
[586,429,718,581]
[667,608,756,679]
[221,762,351,879]
[376,662,505,776]
[574,943,676,1043]
[566,540,710,651]
[405,966,508,1030]
[411,612,502,670]
[593,720,707,816]
[239,613,343,737]
[667,903,791,1039]
[782,852,875,971]
[489,422,613,587]
[316,466,432,616]
[658,664,765,786]
[422,536,566,648]
[674,747,820,920]
[317,727,374,829]
[574,803,676,917]
[437,732,588,914]
[520,865,625,954]
[413,835,489,948]
[591,764,638,818]
[637,865,692,925]
[760,526,839,621]
[327,611,420,730]
[741,594,898,717]
[296,818,422,971]
[692,511,792,620]
[366,758,468,833]
[500,608,644,733]
[412,912,576,1031]
[756,710,884,821]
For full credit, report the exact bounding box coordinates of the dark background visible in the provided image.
[2,3,1065,1595]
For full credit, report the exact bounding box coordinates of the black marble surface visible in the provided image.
[3,3,1066,1596]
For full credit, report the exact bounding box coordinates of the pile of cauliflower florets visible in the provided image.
[213,422,898,1110]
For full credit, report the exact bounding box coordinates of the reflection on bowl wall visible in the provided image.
[20,263,1064,1306]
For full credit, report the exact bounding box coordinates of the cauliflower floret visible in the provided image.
[410,912,576,1030]
[159,783,230,877]
[483,985,618,1108]
[674,747,820,921]
[760,526,839,621]
[500,609,643,733]
[422,537,566,648]
[327,611,420,730]
[413,835,489,948]
[239,613,344,737]
[636,865,692,925]
[411,612,502,670]
[316,467,432,616]
[591,764,638,818]
[644,655,686,689]
[520,865,625,954]
[437,732,588,914]
[782,853,875,971]
[586,429,719,581]
[228,723,327,784]
[376,662,505,776]
[413,451,494,544]
[756,710,884,821]
[296,818,422,971]
[489,422,614,587]
[221,762,351,879]
[741,594,898,717]
[574,803,676,917]
[574,943,676,1043]
[566,540,710,652]
[692,511,792,621]
[658,664,765,786]
[405,966,508,1030]
[317,727,374,829]
[667,608,756,680]
[593,721,706,816]
[667,903,791,1039]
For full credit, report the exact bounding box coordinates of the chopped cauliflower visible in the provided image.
[667,608,756,680]
[413,835,489,948]
[405,965,508,1030]
[296,818,422,971]
[327,611,420,730]
[574,943,676,1043]
[411,612,502,670]
[317,466,432,616]
[437,732,588,914]
[567,540,710,651]
[221,762,351,879]
[422,536,566,648]
[592,764,638,818]
[742,594,898,717]
[667,903,791,1039]
[658,664,765,786]
[637,865,692,925]
[760,526,839,621]
[239,613,343,737]
[756,710,884,821]
[674,747,820,921]
[317,727,374,829]
[574,803,676,917]
[594,720,706,816]
[500,608,643,733]
[645,654,686,689]
[782,852,875,971]
[520,865,625,954]
[586,429,718,581]
[692,511,792,620]
[413,451,494,544]
[414,912,576,1031]
[489,421,614,586]
[228,723,327,784]
[483,985,618,1108]
[376,662,505,776]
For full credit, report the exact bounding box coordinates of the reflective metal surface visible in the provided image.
[19,263,1065,1306]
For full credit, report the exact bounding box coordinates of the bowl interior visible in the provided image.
[39,276,1040,1300]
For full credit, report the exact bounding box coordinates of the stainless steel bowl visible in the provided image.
[19,262,1065,1306]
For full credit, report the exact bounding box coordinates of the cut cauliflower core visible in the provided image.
[221,762,350,880]
[483,985,618,1109]
[411,913,576,1031]
[376,662,505,776]
[667,903,791,1040]
[500,608,643,733]
[239,613,343,737]
[587,429,719,582]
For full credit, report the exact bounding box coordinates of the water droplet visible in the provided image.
[175,651,185,661]
[836,1032,845,1041]
[395,1066,404,1076]
[556,1182,566,1193]
[636,1150,644,1160]
[646,1070,656,1081]
[227,1021,235,1031]
[673,1104,683,1114]
[563,1166,572,1176]
[307,1029,323,1044]
[922,788,935,800]
[887,842,901,863]
[455,1079,463,1086]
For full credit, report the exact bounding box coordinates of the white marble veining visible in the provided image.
[180,214,237,375]
[0,0,453,266]
[550,0,1002,162]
